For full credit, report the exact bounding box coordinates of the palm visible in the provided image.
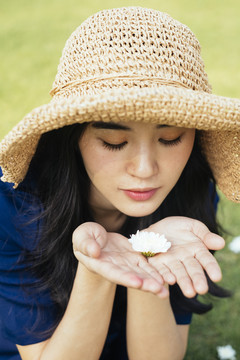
[74,229,165,295]
[147,217,224,297]
[73,218,224,298]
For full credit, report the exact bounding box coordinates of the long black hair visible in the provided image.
[18,122,230,336]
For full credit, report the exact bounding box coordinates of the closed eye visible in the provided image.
[102,141,128,151]
[102,136,181,150]
[159,136,182,146]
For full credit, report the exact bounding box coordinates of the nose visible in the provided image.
[126,147,159,179]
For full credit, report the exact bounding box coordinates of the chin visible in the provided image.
[121,204,163,218]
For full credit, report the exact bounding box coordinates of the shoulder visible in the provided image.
[0,168,40,251]
[0,170,20,241]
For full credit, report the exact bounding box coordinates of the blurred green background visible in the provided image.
[0,0,240,358]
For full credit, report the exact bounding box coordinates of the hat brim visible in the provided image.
[0,86,239,201]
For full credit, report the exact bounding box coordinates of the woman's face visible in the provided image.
[79,121,195,218]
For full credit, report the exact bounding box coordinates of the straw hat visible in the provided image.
[0,7,239,202]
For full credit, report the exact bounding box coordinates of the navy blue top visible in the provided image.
[0,173,192,360]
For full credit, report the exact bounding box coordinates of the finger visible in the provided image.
[92,255,162,291]
[203,233,225,251]
[140,277,165,294]
[182,256,209,294]
[137,257,164,285]
[195,249,222,282]
[128,262,164,293]
[167,261,196,298]
[156,284,170,299]
[110,267,163,294]
[98,262,165,295]
[192,220,225,250]
[72,222,107,258]
[73,235,101,258]
[92,258,144,288]
[148,258,176,284]
[157,264,176,285]
[81,255,165,295]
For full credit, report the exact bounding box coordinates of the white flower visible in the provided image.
[217,345,236,360]
[128,230,171,256]
[228,236,240,253]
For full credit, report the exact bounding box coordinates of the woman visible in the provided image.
[0,7,239,360]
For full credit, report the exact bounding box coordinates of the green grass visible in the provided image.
[1,0,240,136]
[185,193,240,359]
[0,1,240,358]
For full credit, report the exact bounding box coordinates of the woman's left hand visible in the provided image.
[146,216,225,298]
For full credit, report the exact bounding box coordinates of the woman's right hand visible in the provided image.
[72,222,168,297]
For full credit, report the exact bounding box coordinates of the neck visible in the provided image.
[90,206,127,232]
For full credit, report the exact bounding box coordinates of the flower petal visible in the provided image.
[129,230,171,254]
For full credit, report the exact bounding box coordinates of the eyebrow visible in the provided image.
[91,122,132,130]
[156,124,171,128]
[91,122,171,130]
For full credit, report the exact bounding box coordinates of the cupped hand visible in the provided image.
[146,216,225,298]
[72,222,168,298]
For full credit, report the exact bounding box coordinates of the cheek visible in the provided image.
[176,144,193,169]
[165,137,195,179]
[88,156,118,180]
[79,138,99,178]
[79,141,120,181]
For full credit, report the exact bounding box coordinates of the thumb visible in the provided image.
[192,219,225,250]
[203,232,225,251]
[72,222,108,258]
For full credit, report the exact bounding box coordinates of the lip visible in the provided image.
[123,188,159,201]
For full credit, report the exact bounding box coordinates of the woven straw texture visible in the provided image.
[0,7,239,202]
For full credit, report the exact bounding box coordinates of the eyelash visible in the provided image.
[102,141,127,151]
[102,136,182,151]
[159,136,182,146]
